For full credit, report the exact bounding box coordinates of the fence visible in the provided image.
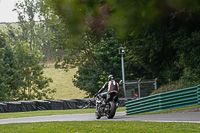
[124,79,157,98]
[126,85,200,115]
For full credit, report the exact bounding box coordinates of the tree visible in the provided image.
[44,0,200,95]
[124,4,200,86]
[0,32,14,101]
[53,28,123,96]
[13,0,38,50]
[12,41,56,100]
[43,0,163,96]
[0,31,55,101]
[5,0,65,62]
[45,0,159,38]
[72,29,138,96]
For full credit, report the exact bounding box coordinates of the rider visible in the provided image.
[95,75,119,106]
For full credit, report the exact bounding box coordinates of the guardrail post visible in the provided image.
[154,78,158,90]
[197,85,200,105]
[138,79,141,98]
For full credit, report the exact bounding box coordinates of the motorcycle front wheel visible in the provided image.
[107,101,116,119]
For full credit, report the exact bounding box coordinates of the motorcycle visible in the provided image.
[95,91,118,119]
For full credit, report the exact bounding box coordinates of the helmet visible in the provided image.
[108,75,114,81]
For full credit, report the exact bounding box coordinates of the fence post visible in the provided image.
[138,79,141,98]
[197,85,200,105]
[154,78,158,90]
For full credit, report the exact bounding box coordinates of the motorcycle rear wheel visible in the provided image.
[107,101,116,119]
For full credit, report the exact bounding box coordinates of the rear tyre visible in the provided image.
[107,101,116,119]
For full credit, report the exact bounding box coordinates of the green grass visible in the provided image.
[0,107,126,119]
[0,106,199,133]
[0,121,199,133]
[43,67,88,100]
[151,79,199,95]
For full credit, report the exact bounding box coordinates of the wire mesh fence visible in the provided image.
[124,79,157,98]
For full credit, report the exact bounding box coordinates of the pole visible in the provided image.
[121,53,126,97]
[138,79,141,98]
[154,78,157,90]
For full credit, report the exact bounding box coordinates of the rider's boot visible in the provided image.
[116,101,120,108]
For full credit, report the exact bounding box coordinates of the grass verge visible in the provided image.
[43,67,88,99]
[0,121,199,133]
[0,107,126,119]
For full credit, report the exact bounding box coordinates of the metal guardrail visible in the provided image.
[126,85,200,115]
[198,85,200,104]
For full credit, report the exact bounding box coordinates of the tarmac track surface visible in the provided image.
[0,111,200,124]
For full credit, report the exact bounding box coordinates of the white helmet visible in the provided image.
[108,75,114,81]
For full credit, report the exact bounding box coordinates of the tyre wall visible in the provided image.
[0,98,133,113]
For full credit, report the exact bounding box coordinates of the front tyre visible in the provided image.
[107,101,116,119]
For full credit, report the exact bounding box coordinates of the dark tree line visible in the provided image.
[45,0,200,96]
[2,0,200,99]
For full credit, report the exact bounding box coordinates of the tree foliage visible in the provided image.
[6,0,198,97]
[0,33,14,101]
[0,32,55,101]
[72,29,135,96]
[124,1,200,87]
[6,0,65,62]
[12,41,56,100]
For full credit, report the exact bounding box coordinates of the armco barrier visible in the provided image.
[198,85,200,104]
[126,85,200,115]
